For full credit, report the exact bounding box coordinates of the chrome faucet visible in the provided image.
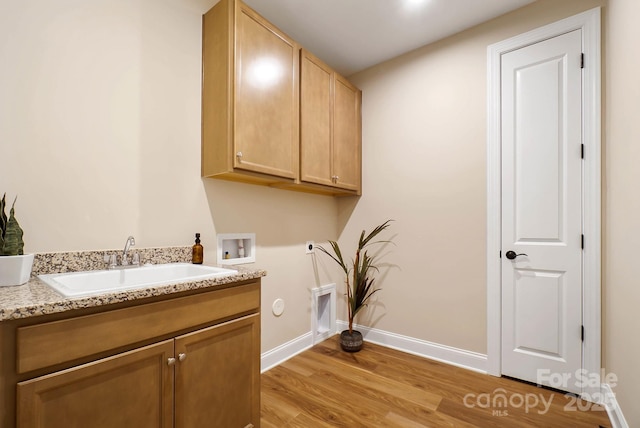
[103,236,140,270]
[122,236,136,266]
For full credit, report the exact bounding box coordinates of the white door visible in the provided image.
[501,29,583,394]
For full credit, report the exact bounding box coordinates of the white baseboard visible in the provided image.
[602,383,628,428]
[336,320,488,373]
[260,332,313,373]
[260,323,487,374]
[260,323,488,375]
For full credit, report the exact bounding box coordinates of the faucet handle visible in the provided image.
[109,254,118,269]
[132,252,140,265]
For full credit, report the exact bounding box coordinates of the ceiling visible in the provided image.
[240,0,537,76]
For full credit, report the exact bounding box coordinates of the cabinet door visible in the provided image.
[300,49,334,187]
[17,340,174,428]
[235,2,299,180]
[174,313,260,428]
[333,75,361,192]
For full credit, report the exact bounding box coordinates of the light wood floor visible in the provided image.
[261,336,611,427]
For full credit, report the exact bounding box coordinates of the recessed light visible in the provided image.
[402,0,431,11]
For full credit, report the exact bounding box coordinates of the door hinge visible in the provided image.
[581,53,585,69]
[581,144,584,159]
[581,325,585,341]
[581,234,584,249]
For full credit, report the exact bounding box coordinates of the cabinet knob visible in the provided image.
[167,357,176,366]
[178,353,187,362]
[236,151,243,161]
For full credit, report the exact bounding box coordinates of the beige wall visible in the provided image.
[345,0,606,355]
[0,0,337,354]
[346,0,640,424]
[605,0,640,424]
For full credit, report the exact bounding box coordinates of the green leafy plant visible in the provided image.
[0,194,25,256]
[316,220,393,334]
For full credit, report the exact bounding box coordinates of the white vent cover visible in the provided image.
[311,283,336,344]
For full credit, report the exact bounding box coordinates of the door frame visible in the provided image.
[486,8,601,399]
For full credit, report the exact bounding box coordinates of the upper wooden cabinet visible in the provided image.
[202,0,299,183]
[202,0,361,195]
[300,50,361,193]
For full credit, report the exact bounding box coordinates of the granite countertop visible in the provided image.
[0,247,266,322]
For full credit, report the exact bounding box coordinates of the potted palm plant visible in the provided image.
[0,194,33,286]
[316,220,393,352]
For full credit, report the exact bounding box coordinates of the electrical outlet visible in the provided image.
[305,241,314,254]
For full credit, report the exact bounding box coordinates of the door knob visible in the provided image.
[505,250,527,260]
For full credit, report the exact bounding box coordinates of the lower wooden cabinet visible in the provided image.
[17,313,260,428]
[6,281,262,428]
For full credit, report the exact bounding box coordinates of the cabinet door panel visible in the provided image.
[235,4,299,179]
[300,50,333,186]
[17,340,174,428]
[333,75,361,191]
[175,313,260,428]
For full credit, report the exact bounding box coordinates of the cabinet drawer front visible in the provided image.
[17,282,260,374]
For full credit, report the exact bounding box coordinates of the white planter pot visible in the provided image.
[0,254,34,286]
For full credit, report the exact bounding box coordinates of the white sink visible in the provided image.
[38,263,237,298]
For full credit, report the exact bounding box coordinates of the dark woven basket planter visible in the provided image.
[340,330,363,352]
